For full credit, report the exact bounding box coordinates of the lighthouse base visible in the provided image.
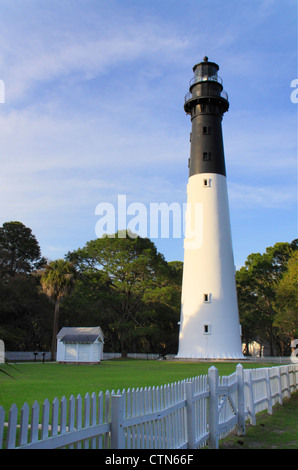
[175,353,245,361]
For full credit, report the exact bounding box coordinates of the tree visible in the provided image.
[236,240,297,355]
[0,221,52,352]
[66,231,174,357]
[0,221,45,277]
[236,268,261,355]
[0,272,53,351]
[274,250,298,349]
[41,259,77,361]
[138,261,182,355]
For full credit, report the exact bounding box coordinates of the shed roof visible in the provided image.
[61,334,99,344]
[57,327,104,343]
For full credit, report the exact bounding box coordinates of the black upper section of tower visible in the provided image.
[185,57,229,178]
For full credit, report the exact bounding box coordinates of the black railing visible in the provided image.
[184,88,229,103]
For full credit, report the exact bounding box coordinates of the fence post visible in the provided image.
[276,367,283,405]
[285,366,291,398]
[290,365,297,393]
[208,366,219,449]
[246,370,256,425]
[111,395,125,449]
[294,364,298,389]
[186,381,196,449]
[7,404,18,449]
[236,364,245,436]
[265,369,273,414]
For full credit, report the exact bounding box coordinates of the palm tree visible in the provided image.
[41,259,76,361]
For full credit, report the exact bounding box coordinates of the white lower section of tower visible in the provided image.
[177,173,244,359]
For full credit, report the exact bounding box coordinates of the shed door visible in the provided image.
[65,344,77,361]
[93,342,100,361]
[78,344,90,361]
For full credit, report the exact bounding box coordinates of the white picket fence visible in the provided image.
[0,363,297,450]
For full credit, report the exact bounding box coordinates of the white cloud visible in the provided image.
[2,12,190,103]
[0,0,296,265]
[224,112,297,176]
[0,103,187,233]
[228,181,296,208]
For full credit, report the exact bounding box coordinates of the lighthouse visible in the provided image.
[177,57,243,359]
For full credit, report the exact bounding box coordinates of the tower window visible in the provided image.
[202,126,211,135]
[203,152,211,161]
[203,324,211,334]
[204,293,211,302]
[203,178,211,187]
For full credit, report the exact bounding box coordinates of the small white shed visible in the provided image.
[57,327,104,364]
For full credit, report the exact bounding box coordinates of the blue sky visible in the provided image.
[0,0,297,268]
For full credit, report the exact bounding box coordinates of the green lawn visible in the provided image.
[1,359,296,450]
[220,392,298,449]
[0,359,277,416]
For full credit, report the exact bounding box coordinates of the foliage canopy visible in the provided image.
[0,220,296,358]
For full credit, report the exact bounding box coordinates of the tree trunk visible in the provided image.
[120,332,128,358]
[51,300,60,361]
[268,326,274,356]
[243,339,249,356]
